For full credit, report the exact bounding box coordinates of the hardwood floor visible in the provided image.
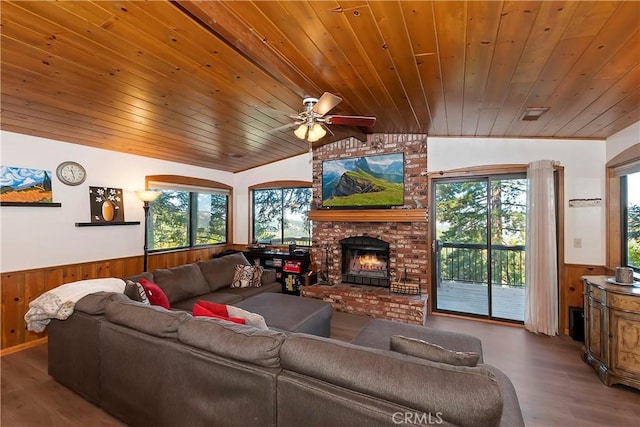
[1,342,124,427]
[2,311,639,426]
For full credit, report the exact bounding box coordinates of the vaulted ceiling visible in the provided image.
[1,1,638,172]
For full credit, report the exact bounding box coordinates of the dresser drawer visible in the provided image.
[590,287,606,303]
[609,293,640,312]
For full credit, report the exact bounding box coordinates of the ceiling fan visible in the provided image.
[263,92,376,142]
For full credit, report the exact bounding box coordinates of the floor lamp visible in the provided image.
[135,190,160,272]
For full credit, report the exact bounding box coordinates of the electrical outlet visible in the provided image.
[573,238,582,248]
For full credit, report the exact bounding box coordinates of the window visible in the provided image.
[252,185,312,246]
[147,176,230,251]
[622,171,640,270]
[607,145,640,271]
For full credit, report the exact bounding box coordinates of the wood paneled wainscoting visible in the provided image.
[560,264,606,335]
[0,246,232,353]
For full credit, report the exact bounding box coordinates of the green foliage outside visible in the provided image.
[627,204,640,269]
[150,191,189,250]
[323,170,403,207]
[149,190,227,250]
[194,193,227,245]
[436,178,527,287]
[253,188,311,245]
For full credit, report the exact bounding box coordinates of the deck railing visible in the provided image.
[437,242,526,288]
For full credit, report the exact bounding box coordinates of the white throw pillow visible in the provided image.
[226,305,268,330]
[231,265,263,288]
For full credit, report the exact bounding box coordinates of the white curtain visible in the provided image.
[525,160,558,336]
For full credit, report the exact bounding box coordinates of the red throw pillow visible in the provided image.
[193,303,246,325]
[195,300,229,317]
[138,278,170,310]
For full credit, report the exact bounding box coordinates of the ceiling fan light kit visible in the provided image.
[264,92,376,142]
[294,124,309,139]
[307,123,327,142]
[295,123,327,142]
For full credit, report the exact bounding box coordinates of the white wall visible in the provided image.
[0,131,233,272]
[233,152,312,244]
[606,121,640,161]
[427,137,607,265]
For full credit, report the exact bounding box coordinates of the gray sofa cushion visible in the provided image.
[178,317,286,368]
[152,263,210,303]
[74,292,129,315]
[280,334,503,427]
[352,318,484,363]
[222,281,281,299]
[235,293,333,337]
[105,300,192,338]
[196,252,250,292]
[261,269,277,286]
[390,335,481,367]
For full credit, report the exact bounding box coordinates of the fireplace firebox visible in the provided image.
[340,237,390,287]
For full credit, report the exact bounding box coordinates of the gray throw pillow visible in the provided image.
[390,335,480,367]
[124,280,150,304]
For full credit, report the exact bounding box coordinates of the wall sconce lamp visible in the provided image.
[135,190,160,272]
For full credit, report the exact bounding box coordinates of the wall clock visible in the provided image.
[56,161,87,186]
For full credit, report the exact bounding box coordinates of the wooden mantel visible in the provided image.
[308,209,426,223]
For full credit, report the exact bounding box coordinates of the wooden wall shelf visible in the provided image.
[308,209,426,223]
[1,202,62,207]
[75,221,140,227]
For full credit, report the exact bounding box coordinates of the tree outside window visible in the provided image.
[149,190,227,250]
[623,171,640,270]
[253,187,311,246]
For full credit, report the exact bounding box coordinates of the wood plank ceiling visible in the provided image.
[1,1,638,172]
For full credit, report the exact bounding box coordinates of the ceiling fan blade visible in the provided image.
[326,115,376,127]
[312,92,342,116]
[267,122,301,133]
[324,123,334,137]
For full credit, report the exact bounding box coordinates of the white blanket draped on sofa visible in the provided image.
[24,278,125,333]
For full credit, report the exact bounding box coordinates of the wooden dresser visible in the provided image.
[582,275,640,389]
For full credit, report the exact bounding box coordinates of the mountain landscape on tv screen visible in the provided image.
[322,154,404,207]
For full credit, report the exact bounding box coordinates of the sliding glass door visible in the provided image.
[432,175,527,322]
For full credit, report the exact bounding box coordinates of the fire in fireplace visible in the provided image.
[350,254,387,275]
[340,236,390,287]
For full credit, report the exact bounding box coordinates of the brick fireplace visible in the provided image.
[303,134,429,325]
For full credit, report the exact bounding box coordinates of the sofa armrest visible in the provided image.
[351,318,484,362]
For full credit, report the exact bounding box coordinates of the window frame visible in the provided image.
[249,180,312,247]
[606,144,640,271]
[145,175,232,252]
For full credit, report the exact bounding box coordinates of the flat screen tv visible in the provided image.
[321,152,405,209]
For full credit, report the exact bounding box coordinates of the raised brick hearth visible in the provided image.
[301,284,427,325]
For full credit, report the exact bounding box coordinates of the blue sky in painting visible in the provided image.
[0,166,49,190]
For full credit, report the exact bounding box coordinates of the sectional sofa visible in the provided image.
[46,252,524,426]
[125,251,282,310]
